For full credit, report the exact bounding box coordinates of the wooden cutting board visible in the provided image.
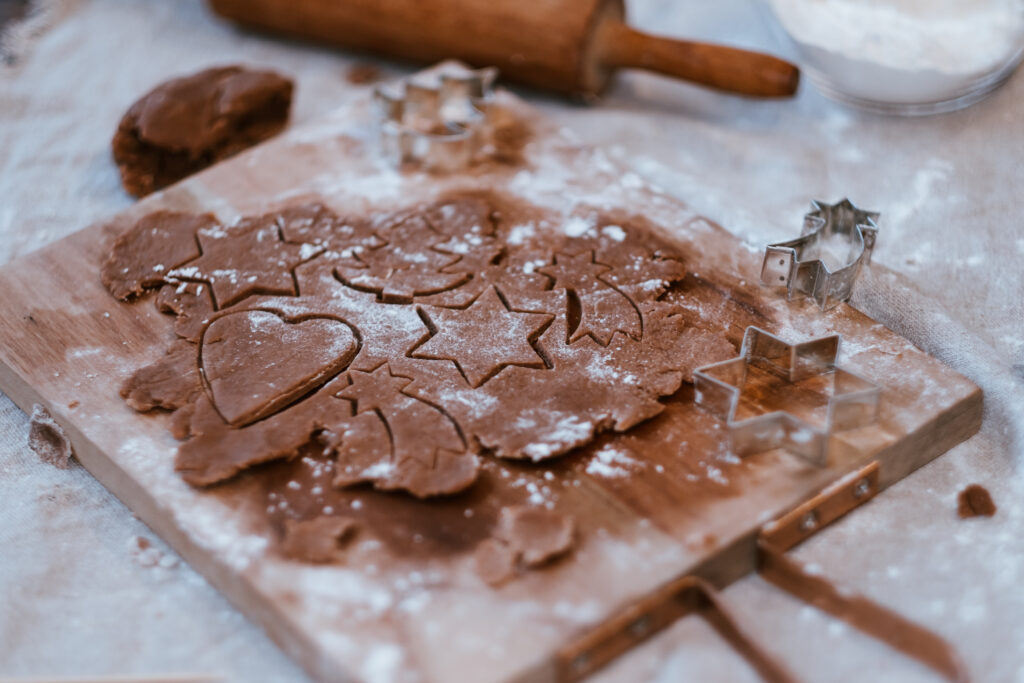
[0,66,981,683]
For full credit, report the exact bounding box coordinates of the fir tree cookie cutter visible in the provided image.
[373,66,498,171]
[760,199,879,310]
[693,326,880,466]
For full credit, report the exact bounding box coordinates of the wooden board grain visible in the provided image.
[0,69,981,683]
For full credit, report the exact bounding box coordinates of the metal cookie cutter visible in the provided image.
[373,66,498,172]
[760,199,879,310]
[693,326,880,466]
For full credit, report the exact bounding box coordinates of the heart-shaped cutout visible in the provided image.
[200,310,357,426]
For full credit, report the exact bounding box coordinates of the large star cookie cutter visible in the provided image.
[760,199,879,310]
[373,66,498,172]
[693,326,880,466]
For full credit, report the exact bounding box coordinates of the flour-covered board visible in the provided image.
[0,66,981,683]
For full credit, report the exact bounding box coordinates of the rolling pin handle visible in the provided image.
[595,19,800,98]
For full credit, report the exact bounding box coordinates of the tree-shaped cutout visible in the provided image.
[539,250,642,346]
[329,363,478,498]
[410,285,554,387]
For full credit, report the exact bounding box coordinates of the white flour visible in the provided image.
[770,0,1024,103]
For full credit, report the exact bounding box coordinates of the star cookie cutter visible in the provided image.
[760,199,880,310]
[693,326,880,466]
[373,66,498,172]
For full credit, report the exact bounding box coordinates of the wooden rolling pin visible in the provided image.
[207,0,800,98]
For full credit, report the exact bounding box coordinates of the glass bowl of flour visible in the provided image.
[764,0,1024,115]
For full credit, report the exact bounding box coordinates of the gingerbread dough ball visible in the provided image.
[112,65,293,197]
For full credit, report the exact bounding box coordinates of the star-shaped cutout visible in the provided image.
[539,250,611,290]
[693,327,879,466]
[168,217,322,309]
[410,285,554,387]
[337,364,414,414]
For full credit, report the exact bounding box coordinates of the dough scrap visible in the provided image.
[474,506,576,585]
[102,211,212,301]
[120,340,201,412]
[280,516,358,563]
[155,281,215,342]
[496,505,576,567]
[112,65,293,197]
[106,195,735,497]
[957,484,996,518]
[474,538,517,586]
[28,404,74,469]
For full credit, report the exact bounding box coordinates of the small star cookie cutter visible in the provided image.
[373,66,498,172]
[760,199,879,310]
[693,326,880,466]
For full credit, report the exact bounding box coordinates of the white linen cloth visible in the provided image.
[1,1,1021,680]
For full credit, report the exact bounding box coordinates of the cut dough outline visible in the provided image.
[105,193,736,496]
[168,216,323,310]
[539,249,645,346]
[197,307,362,427]
[408,284,555,388]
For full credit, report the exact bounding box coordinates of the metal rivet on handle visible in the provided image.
[799,510,819,532]
[628,616,652,638]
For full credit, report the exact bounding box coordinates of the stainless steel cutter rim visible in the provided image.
[693,326,880,466]
[373,67,498,171]
[760,198,880,310]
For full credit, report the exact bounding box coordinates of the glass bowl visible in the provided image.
[761,0,1024,115]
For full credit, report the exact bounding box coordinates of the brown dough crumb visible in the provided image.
[497,506,575,567]
[474,538,517,586]
[28,404,73,469]
[280,516,357,563]
[67,400,79,409]
[112,65,293,197]
[128,535,177,569]
[345,63,381,85]
[957,484,996,518]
